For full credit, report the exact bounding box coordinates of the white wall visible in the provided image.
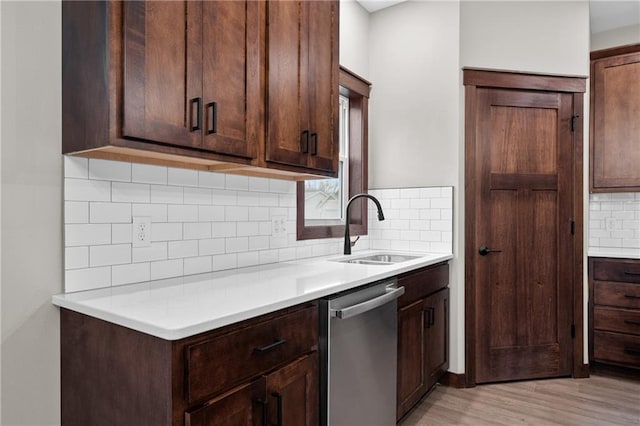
[1,1,63,424]
[339,0,371,79]
[592,23,640,51]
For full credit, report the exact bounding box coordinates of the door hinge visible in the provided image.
[571,115,580,132]
[571,324,576,339]
[571,220,575,235]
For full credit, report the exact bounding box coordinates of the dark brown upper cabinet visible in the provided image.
[63,1,339,179]
[590,45,640,192]
[265,0,339,174]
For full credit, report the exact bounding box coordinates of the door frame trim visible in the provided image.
[463,69,587,387]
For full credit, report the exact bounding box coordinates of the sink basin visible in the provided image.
[336,253,422,265]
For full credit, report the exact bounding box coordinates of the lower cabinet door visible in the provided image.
[185,378,267,426]
[424,288,449,390]
[266,353,319,426]
[397,299,427,421]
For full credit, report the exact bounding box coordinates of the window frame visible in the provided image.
[296,66,371,240]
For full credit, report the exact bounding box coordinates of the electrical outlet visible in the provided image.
[271,216,287,239]
[605,217,617,232]
[132,216,152,247]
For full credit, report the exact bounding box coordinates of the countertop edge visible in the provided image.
[53,252,453,340]
[587,248,640,260]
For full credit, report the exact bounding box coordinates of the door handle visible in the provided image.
[190,97,202,131]
[479,245,502,256]
[271,392,283,426]
[331,286,405,319]
[207,101,217,134]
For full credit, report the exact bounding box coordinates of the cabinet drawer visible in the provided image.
[186,305,318,404]
[593,331,640,368]
[594,281,640,309]
[594,306,640,335]
[593,258,640,284]
[398,263,449,307]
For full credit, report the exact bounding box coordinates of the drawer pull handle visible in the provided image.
[624,319,640,326]
[624,347,640,356]
[254,339,287,353]
[624,294,640,300]
[271,392,283,426]
[624,271,640,276]
[255,398,268,426]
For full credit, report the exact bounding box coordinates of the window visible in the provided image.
[297,67,371,240]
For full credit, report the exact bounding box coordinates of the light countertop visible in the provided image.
[588,247,640,260]
[52,251,452,340]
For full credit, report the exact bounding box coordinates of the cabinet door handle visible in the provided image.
[310,133,318,156]
[624,271,640,276]
[254,339,287,353]
[207,101,217,134]
[624,319,640,326]
[271,392,283,426]
[255,398,268,426]
[624,347,640,356]
[191,97,202,131]
[424,307,434,328]
[301,130,310,153]
[624,294,640,300]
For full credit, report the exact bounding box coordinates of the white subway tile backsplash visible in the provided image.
[184,222,212,240]
[65,267,111,292]
[168,168,198,187]
[132,164,167,185]
[212,253,237,271]
[589,192,640,254]
[199,238,226,256]
[90,244,131,267]
[112,263,150,286]
[198,171,226,189]
[112,224,133,244]
[168,240,198,259]
[151,185,183,204]
[184,187,212,205]
[184,256,212,275]
[65,247,88,270]
[64,157,454,291]
[112,182,150,203]
[151,259,184,280]
[65,178,111,202]
[64,156,89,179]
[152,223,183,241]
[89,159,131,182]
[226,175,249,191]
[65,201,89,224]
[168,205,198,222]
[66,224,111,246]
[132,243,168,263]
[90,202,131,223]
[133,204,168,222]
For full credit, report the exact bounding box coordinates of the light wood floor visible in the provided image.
[401,374,640,425]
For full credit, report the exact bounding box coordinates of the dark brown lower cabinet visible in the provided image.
[396,263,450,421]
[61,303,318,425]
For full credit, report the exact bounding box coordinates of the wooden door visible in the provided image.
[201,1,260,159]
[472,87,574,383]
[424,288,449,390]
[397,299,427,420]
[266,354,318,426]
[122,1,202,148]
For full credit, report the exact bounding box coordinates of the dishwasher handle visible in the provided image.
[331,286,405,319]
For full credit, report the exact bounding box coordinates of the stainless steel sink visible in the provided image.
[336,253,422,265]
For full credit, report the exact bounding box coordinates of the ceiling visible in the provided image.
[356,0,640,35]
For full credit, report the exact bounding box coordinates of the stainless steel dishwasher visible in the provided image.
[319,279,405,426]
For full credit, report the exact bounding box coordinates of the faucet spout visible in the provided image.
[343,193,385,255]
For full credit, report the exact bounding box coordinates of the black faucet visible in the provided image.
[343,193,385,255]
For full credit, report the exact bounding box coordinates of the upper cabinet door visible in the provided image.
[306,0,339,173]
[201,1,260,159]
[265,1,339,175]
[591,48,640,192]
[122,1,203,148]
